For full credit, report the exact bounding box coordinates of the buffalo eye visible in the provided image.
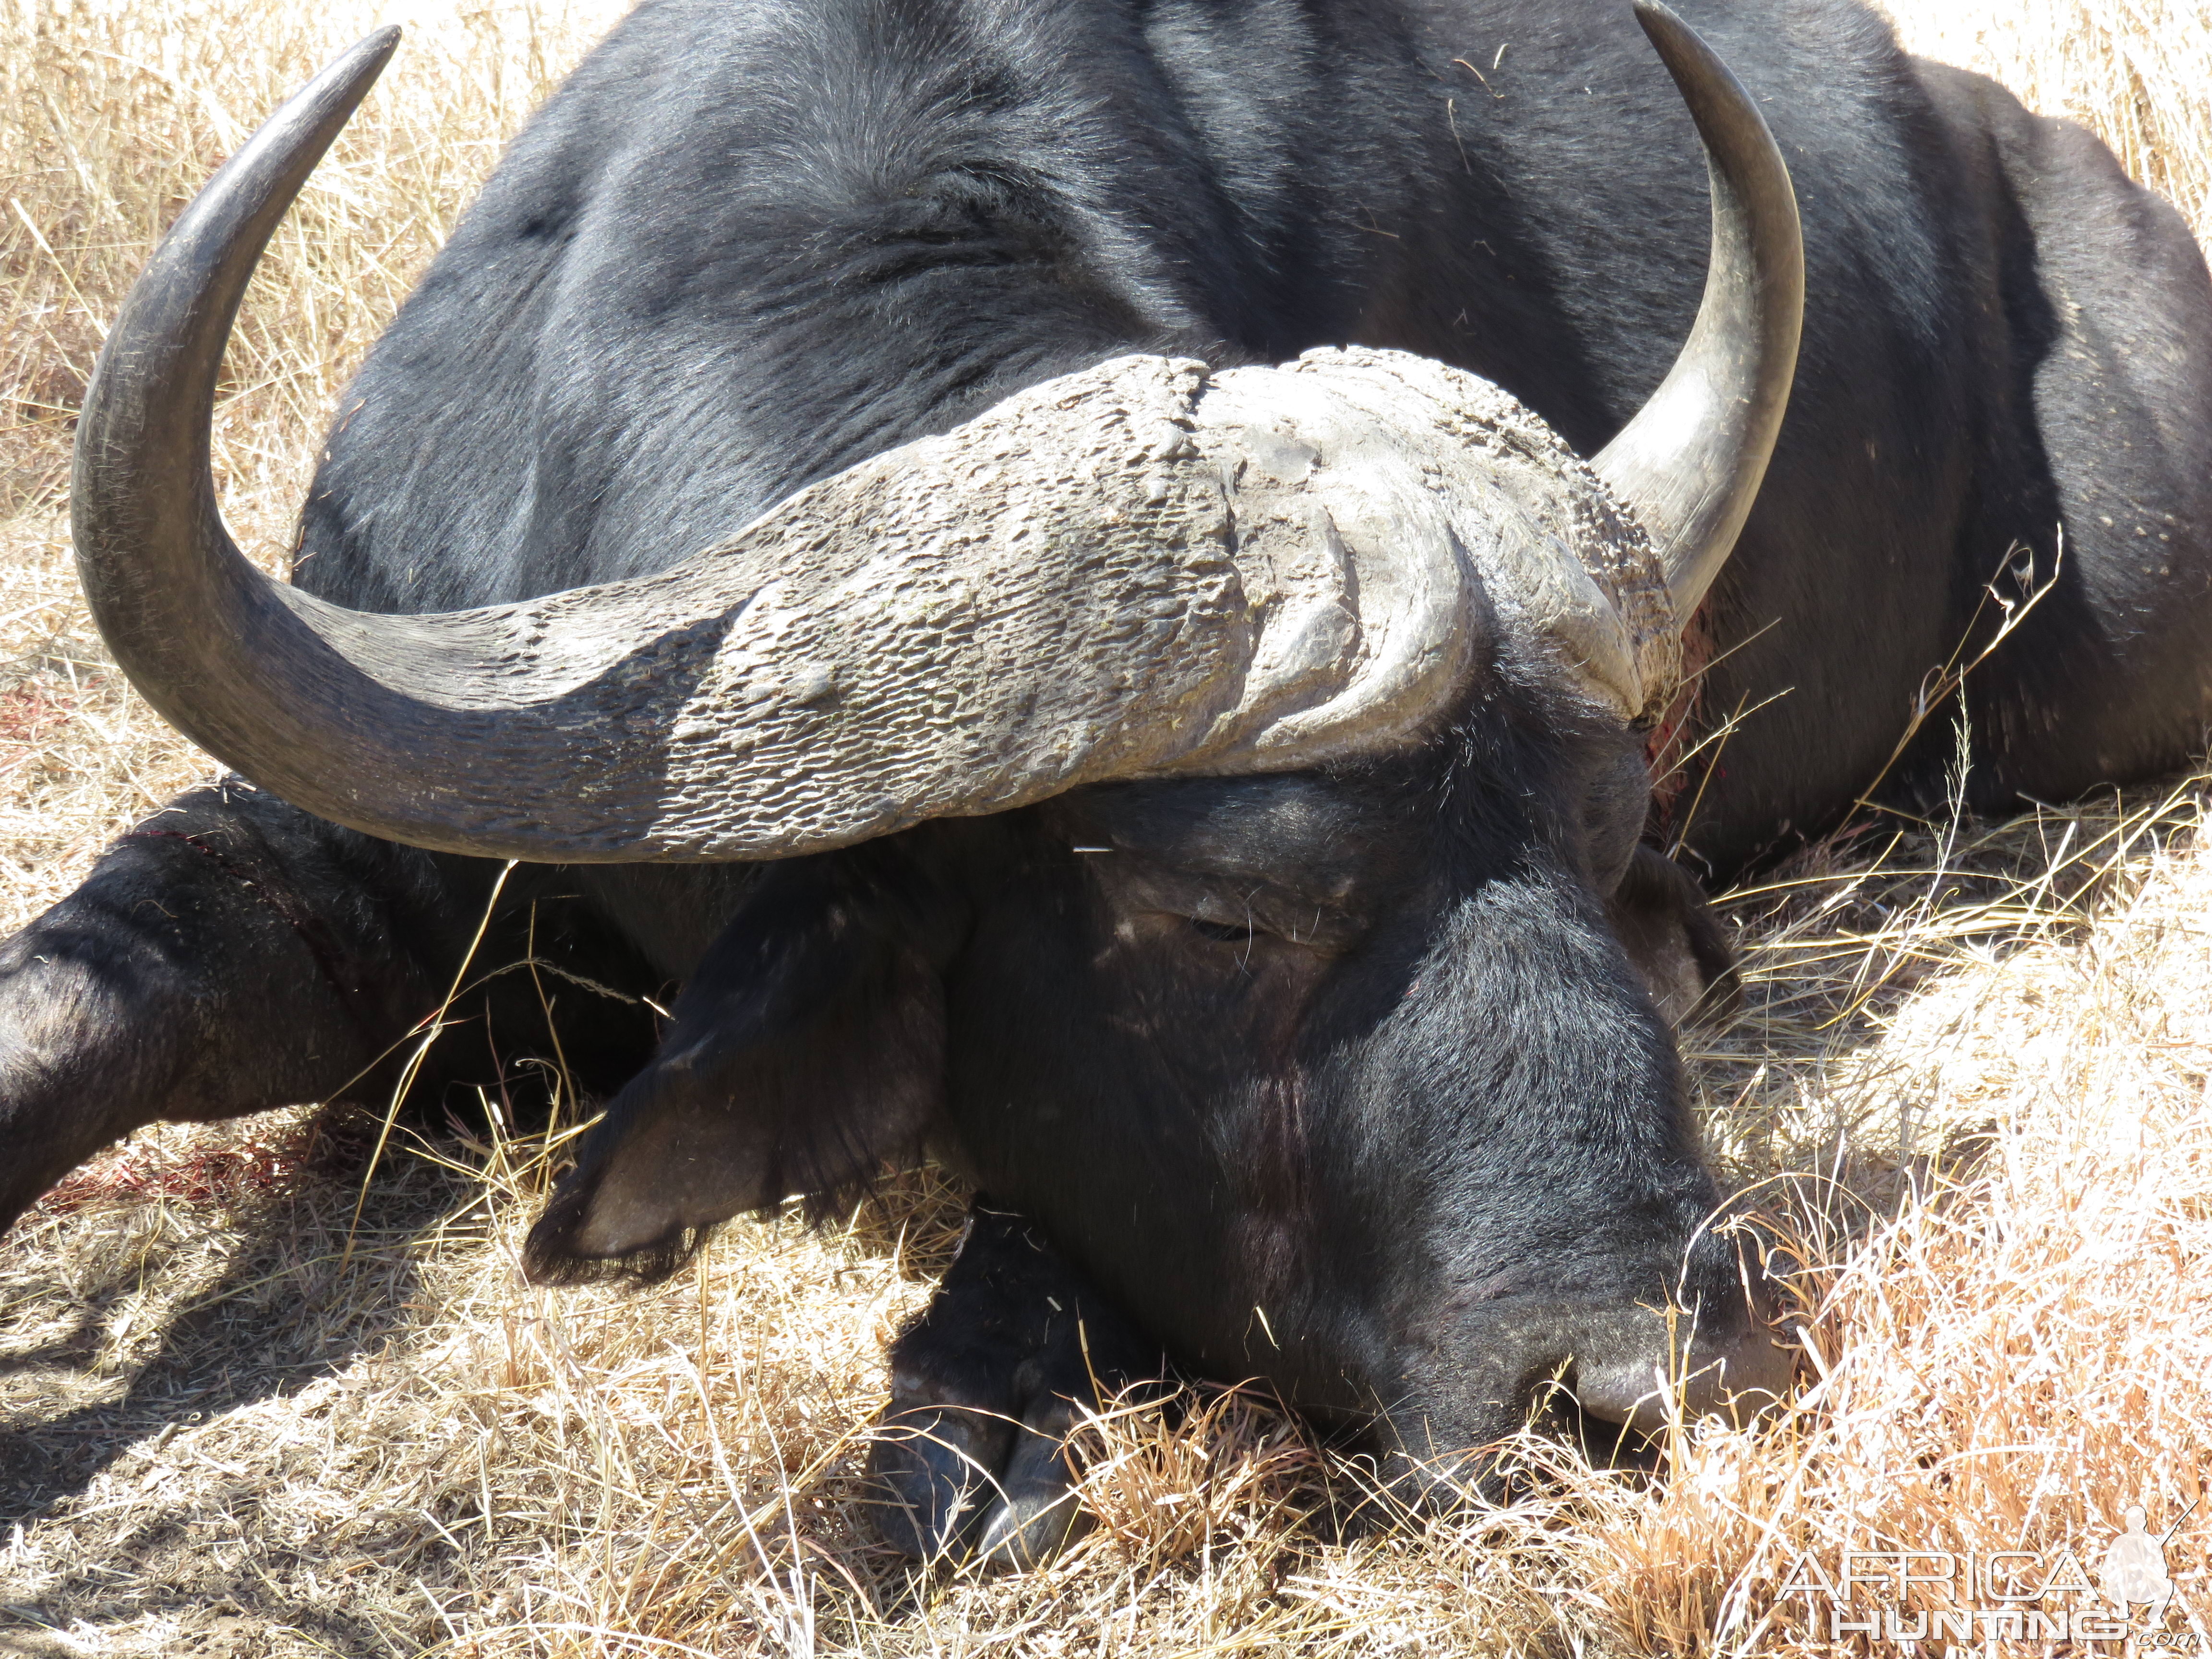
[1188,916,1252,943]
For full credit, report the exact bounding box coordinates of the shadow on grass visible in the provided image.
[0,1113,452,1506]
[0,1106,490,1654]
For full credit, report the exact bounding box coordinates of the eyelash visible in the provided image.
[1189,917,1252,943]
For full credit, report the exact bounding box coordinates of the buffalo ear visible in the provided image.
[1605,844,1738,1027]
[523,853,958,1285]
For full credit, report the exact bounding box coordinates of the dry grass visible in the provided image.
[3,0,2212,1653]
[0,0,625,922]
[1878,0,2212,233]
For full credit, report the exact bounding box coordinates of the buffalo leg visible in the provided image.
[0,780,643,1235]
[866,1202,1159,1567]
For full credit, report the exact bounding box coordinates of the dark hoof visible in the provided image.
[865,1395,1014,1560]
[974,1394,1094,1568]
[861,1202,1155,1567]
[866,1385,1092,1567]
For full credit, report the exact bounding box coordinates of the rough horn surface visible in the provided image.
[203,347,1670,863]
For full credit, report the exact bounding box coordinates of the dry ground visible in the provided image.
[2,0,2211,1653]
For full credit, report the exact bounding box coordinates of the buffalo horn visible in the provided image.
[73,32,1483,862]
[72,11,1791,865]
[1592,2,1805,625]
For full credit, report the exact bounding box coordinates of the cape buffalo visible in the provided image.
[10,0,2212,1567]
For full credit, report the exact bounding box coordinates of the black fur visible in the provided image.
[7,0,2212,1554]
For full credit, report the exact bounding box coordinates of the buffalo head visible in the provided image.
[71,4,1802,1482]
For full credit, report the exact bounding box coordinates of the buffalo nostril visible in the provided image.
[1574,1323,1797,1433]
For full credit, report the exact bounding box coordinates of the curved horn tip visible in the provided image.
[255,27,405,158]
[1630,0,1691,47]
[279,27,405,128]
[342,25,405,78]
[70,20,407,818]
[1592,0,1805,635]
[1629,3,1733,92]
[301,26,405,124]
